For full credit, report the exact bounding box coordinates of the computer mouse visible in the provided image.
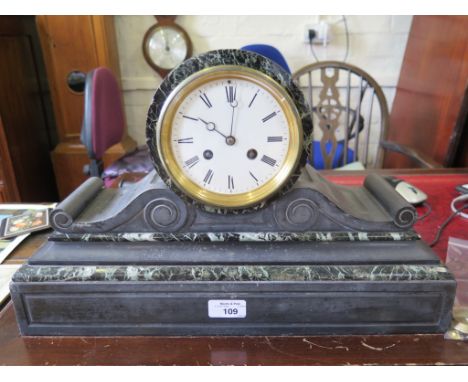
[395,181,428,205]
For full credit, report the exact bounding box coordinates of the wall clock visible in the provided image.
[146,49,312,211]
[142,16,193,78]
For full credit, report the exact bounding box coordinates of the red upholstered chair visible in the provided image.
[80,67,125,177]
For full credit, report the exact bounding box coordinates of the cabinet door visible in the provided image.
[0,116,20,202]
[0,16,57,202]
[36,16,122,142]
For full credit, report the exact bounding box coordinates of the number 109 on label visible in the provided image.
[208,300,247,318]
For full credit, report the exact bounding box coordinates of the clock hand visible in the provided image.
[228,100,238,138]
[161,29,170,52]
[198,118,228,139]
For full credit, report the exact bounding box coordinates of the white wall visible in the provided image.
[114,15,413,145]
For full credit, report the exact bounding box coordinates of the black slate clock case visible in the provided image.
[9,50,455,336]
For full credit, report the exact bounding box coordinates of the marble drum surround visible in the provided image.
[146,49,313,213]
[9,49,456,337]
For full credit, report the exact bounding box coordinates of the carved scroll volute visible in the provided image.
[274,190,319,231]
[143,197,188,232]
[317,68,342,169]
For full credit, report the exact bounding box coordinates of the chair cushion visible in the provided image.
[81,67,125,160]
[309,141,355,169]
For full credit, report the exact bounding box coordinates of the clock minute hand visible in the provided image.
[198,118,228,139]
[228,100,238,137]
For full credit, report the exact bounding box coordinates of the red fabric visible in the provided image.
[324,173,468,262]
[91,67,125,159]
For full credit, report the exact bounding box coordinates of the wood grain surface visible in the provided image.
[385,16,468,168]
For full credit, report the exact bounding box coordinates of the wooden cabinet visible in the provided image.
[0,16,58,203]
[36,16,136,199]
[0,117,20,203]
[384,16,468,168]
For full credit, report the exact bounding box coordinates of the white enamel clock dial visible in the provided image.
[171,78,290,194]
[157,66,302,209]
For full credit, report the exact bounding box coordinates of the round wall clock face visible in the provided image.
[155,66,303,209]
[143,24,191,72]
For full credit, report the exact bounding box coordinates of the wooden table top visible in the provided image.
[1,168,467,366]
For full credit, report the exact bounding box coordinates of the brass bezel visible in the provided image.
[156,65,303,209]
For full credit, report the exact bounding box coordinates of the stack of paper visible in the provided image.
[0,264,21,305]
[0,203,56,304]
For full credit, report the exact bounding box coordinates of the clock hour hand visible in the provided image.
[198,118,229,140]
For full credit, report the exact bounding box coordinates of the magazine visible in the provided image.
[0,203,55,240]
[0,203,56,263]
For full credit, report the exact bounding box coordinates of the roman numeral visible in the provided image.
[199,92,212,108]
[262,112,277,123]
[184,155,200,168]
[248,91,259,108]
[182,115,198,121]
[249,171,259,184]
[228,175,234,191]
[225,85,236,103]
[261,155,277,167]
[175,137,194,144]
[267,136,283,142]
[203,169,214,185]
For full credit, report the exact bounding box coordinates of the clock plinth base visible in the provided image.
[10,236,455,336]
[9,166,456,336]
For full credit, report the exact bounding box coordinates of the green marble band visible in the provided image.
[49,231,420,243]
[14,264,451,283]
